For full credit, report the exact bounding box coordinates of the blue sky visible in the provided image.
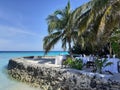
[0,0,90,51]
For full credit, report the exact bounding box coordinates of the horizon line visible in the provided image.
[0,50,67,52]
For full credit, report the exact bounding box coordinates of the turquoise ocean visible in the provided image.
[0,51,68,90]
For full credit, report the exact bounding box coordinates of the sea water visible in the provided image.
[0,51,68,90]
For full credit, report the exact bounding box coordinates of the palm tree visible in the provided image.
[43,1,78,54]
[72,0,120,53]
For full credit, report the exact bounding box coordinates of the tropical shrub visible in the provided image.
[95,58,113,74]
[63,57,83,70]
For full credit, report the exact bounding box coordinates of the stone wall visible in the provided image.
[8,58,120,90]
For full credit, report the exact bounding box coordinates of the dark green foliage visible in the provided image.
[71,44,94,55]
[109,28,120,57]
[71,44,82,54]
[73,0,120,56]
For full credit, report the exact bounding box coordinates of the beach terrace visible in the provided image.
[6,0,120,90]
[7,55,120,90]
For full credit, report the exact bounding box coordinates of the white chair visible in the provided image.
[55,55,65,65]
[113,54,116,58]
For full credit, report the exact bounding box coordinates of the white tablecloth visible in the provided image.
[75,55,94,64]
[75,56,120,73]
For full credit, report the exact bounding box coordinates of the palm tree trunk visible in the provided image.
[68,40,72,57]
[109,42,112,57]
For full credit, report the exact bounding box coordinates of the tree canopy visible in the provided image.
[43,0,120,57]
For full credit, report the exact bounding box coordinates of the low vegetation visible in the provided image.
[63,57,83,70]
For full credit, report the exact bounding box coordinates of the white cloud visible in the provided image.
[0,8,61,51]
[0,8,41,37]
[0,38,11,44]
[0,25,43,51]
[0,8,22,26]
[0,25,40,37]
[0,38,12,50]
[0,38,42,51]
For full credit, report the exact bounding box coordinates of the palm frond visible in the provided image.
[103,62,113,68]
[43,34,62,54]
[43,31,62,53]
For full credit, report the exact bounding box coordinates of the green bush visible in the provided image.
[63,57,83,70]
